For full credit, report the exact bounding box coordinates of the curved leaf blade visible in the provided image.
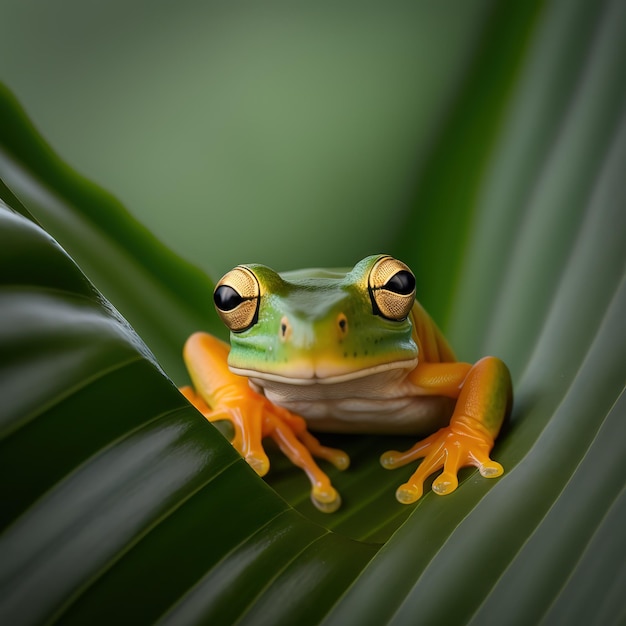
[0,204,376,625]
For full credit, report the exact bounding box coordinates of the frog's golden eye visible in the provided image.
[213,266,260,332]
[368,256,416,321]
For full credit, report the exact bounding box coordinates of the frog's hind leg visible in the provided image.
[272,407,350,471]
[264,410,344,513]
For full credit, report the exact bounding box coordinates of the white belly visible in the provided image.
[249,368,455,436]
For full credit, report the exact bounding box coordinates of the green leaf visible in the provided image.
[2,0,626,623]
[0,83,223,383]
[0,203,377,625]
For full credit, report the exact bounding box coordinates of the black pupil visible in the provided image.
[214,285,244,311]
[385,270,415,295]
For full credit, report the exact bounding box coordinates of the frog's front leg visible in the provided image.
[381,357,512,504]
[182,333,270,474]
[181,332,348,512]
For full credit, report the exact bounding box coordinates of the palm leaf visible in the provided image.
[1,1,625,623]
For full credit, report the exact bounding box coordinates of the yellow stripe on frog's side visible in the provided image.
[409,300,456,364]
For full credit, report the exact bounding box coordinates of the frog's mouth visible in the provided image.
[229,358,418,386]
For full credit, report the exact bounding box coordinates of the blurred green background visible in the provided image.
[0,0,492,277]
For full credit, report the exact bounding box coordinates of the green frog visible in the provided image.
[181,255,512,512]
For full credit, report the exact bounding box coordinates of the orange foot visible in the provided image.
[380,422,503,504]
[180,385,349,512]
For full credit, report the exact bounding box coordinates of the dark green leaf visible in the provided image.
[2,0,625,623]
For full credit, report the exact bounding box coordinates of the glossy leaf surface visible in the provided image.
[1,0,625,623]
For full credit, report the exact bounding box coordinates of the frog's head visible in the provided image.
[213,255,418,384]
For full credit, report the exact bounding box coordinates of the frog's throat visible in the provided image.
[229,358,418,386]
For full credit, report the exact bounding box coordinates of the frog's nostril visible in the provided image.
[279,316,292,342]
[337,313,348,338]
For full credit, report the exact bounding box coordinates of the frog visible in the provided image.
[180,254,512,513]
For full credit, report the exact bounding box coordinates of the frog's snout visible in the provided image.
[277,312,349,349]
